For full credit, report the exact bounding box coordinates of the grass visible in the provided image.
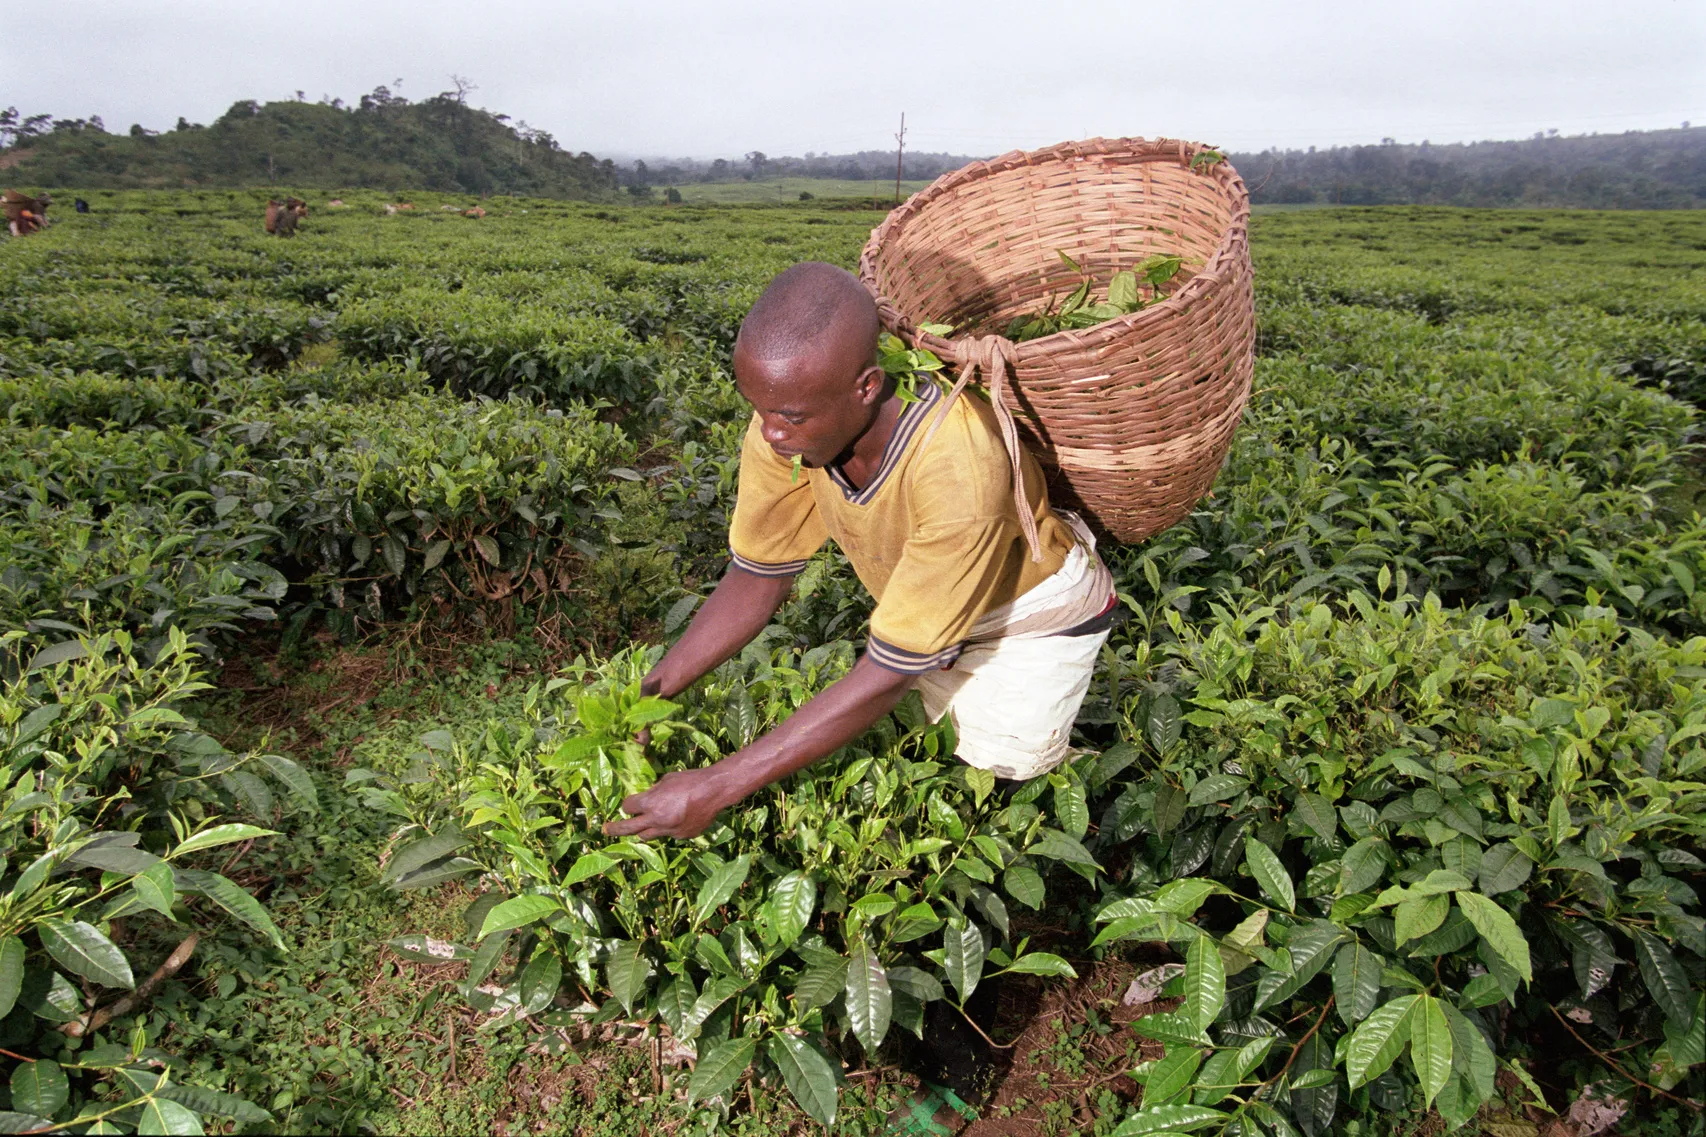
[666,177,934,205]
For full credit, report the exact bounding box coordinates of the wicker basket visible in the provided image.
[857,137,1255,545]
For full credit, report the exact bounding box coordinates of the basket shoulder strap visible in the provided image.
[915,336,1043,564]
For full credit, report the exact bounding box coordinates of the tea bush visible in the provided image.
[0,629,309,1133]
[335,289,656,404]
[5,195,1705,1131]
[1088,587,1706,1133]
[235,391,634,622]
[374,642,1094,1126]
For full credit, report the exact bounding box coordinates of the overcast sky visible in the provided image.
[5,0,1702,160]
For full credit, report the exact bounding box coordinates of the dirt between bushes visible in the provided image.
[897,946,1177,1137]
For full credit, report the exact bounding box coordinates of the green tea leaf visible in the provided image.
[1054,780,1089,839]
[794,957,850,1009]
[1244,837,1295,912]
[844,938,892,1054]
[1148,694,1182,754]
[1633,931,1694,1030]
[1345,995,1418,1089]
[1184,932,1225,1030]
[0,936,25,1019]
[1153,783,1188,836]
[1477,843,1533,896]
[1455,893,1533,984]
[477,894,563,939]
[688,1035,755,1105]
[1111,1103,1229,1135]
[1187,774,1249,806]
[1393,893,1449,946]
[1002,952,1077,979]
[1131,1010,1211,1048]
[563,852,618,886]
[519,951,562,1014]
[945,917,985,1003]
[1339,837,1391,895]
[10,1058,68,1118]
[1409,995,1454,1108]
[1333,943,1382,1026]
[694,854,753,925]
[132,861,177,919]
[1108,271,1139,311]
[1154,878,1226,917]
[605,940,651,1014]
[1139,1047,1202,1107]
[137,1095,205,1135]
[1002,865,1045,910]
[157,1084,271,1124]
[172,823,278,858]
[181,870,288,950]
[1219,909,1268,976]
[1294,793,1338,841]
[887,966,945,1002]
[258,753,318,812]
[381,826,469,886]
[1029,828,1099,869]
[765,1034,839,1127]
[964,766,996,807]
[767,872,816,949]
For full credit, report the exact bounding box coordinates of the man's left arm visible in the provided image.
[603,654,912,840]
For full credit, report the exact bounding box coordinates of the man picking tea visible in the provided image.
[606,262,1116,840]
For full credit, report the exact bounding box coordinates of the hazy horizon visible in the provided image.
[5,0,1701,160]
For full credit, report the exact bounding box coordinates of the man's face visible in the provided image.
[733,342,883,469]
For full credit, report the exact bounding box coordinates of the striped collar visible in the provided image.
[825,383,941,505]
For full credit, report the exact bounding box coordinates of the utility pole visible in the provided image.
[893,112,907,203]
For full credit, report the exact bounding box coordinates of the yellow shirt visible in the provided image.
[728,382,1075,673]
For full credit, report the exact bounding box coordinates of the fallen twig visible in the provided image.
[1549,1005,1701,1113]
[60,933,200,1038]
[954,1002,1019,1050]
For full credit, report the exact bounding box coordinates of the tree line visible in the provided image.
[0,82,618,200]
[4,86,1700,209]
[627,129,1705,209]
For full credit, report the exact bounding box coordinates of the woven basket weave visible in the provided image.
[857,136,1255,544]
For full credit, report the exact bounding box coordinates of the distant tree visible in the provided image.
[746,150,767,178]
[443,75,478,105]
[665,187,682,203]
[710,157,730,181]
[358,82,408,111]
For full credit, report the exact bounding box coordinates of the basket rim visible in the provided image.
[857,136,1251,361]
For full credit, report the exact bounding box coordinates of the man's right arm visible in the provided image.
[642,566,796,698]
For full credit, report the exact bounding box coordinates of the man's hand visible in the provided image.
[604,655,914,842]
[603,767,730,841]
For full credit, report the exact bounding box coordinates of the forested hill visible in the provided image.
[1232,128,1705,209]
[633,128,1705,209]
[4,89,1701,208]
[0,91,619,199]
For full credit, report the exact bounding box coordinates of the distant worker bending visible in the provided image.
[607,262,1117,841]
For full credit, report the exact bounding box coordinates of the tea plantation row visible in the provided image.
[0,191,1702,1134]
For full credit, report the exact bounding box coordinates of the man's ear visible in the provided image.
[854,364,886,406]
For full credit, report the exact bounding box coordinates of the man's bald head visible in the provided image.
[737,262,880,371]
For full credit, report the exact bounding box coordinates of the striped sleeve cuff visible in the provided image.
[865,636,964,675]
[729,549,810,578]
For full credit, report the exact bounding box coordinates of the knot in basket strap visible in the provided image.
[917,334,1043,563]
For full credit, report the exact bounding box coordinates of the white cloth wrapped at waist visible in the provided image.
[914,512,1115,781]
